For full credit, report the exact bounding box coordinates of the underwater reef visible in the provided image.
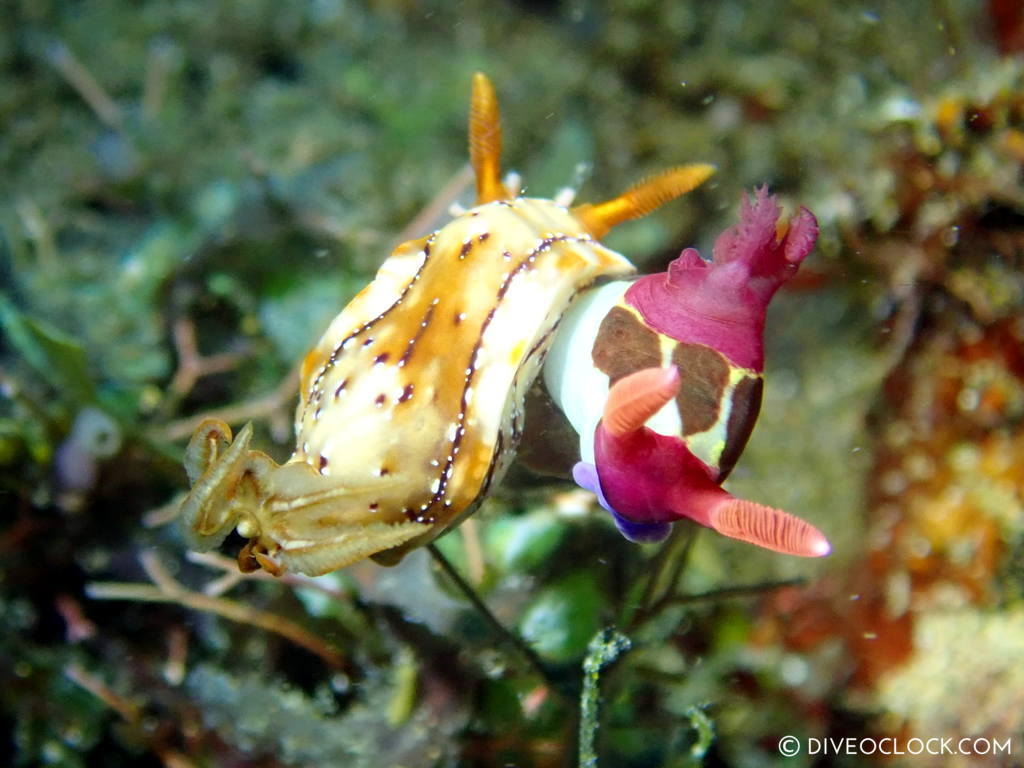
[3,1,1023,766]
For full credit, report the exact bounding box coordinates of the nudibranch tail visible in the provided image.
[573,164,717,239]
[707,497,831,557]
[470,72,507,204]
[603,366,681,438]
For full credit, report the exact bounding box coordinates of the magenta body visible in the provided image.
[574,188,827,555]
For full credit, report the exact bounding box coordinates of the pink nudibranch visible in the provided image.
[571,187,830,557]
[589,367,830,557]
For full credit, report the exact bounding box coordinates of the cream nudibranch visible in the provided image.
[543,188,831,556]
[178,73,715,576]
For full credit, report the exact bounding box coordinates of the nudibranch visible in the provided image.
[544,187,831,556]
[179,73,714,576]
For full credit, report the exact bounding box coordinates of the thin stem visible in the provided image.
[153,366,299,442]
[662,528,697,601]
[64,663,142,722]
[391,163,474,247]
[578,628,632,768]
[664,577,806,606]
[86,552,346,669]
[627,525,695,631]
[45,39,123,130]
[64,662,201,768]
[426,543,561,695]
[185,550,350,602]
[458,517,485,586]
[161,316,247,419]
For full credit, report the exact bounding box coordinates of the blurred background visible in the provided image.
[2,1,1023,765]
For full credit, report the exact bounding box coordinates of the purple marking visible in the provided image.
[572,461,671,543]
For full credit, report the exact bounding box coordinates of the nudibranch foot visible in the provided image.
[612,513,673,544]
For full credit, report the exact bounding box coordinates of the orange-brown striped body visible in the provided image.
[289,197,633,560]
[178,72,714,576]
